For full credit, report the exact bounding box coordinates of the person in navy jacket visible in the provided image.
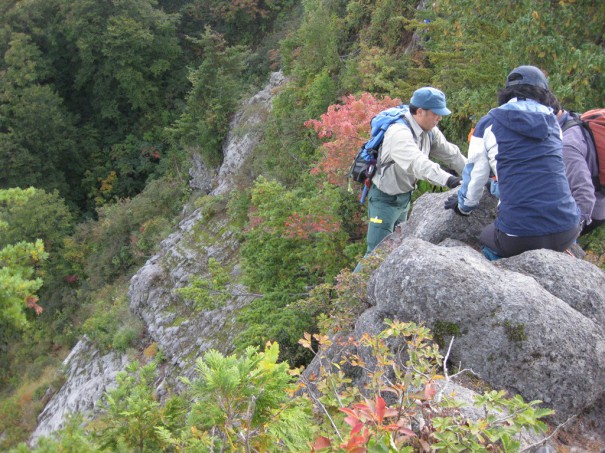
[445,66,581,259]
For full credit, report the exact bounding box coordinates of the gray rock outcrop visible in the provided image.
[30,338,129,443]
[128,206,253,389]
[366,237,605,422]
[188,71,287,195]
[211,70,286,196]
[305,189,605,447]
[129,71,288,386]
[31,72,287,442]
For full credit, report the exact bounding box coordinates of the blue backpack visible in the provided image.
[347,105,412,185]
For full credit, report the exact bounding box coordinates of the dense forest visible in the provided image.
[1,0,604,450]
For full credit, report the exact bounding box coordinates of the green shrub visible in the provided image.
[71,176,186,287]
[80,290,141,352]
[112,323,143,352]
[0,365,64,451]
[236,176,358,364]
[9,324,556,452]
[10,416,102,453]
[291,251,386,353]
[171,342,314,452]
[578,225,605,270]
[226,187,252,231]
[92,361,187,453]
[234,293,316,367]
[177,257,231,311]
[301,319,554,452]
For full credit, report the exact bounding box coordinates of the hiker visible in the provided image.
[445,65,581,259]
[363,87,466,255]
[549,95,605,235]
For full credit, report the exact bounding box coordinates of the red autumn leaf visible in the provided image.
[424,381,437,400]
[375,396,386,424]
[340,429,371,453]
[339,407,359,417]
[344,416,364,434]
[312,436,332,451]
[306,93,401,187]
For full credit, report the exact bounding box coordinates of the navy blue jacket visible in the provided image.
[458,99,579,236]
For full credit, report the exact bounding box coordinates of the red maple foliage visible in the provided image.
[283,212,341,239]
[64,274,79,284]
[305,93,401,187]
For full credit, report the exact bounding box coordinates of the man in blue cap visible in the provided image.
[363,86,466,254]
[444,65,581,258]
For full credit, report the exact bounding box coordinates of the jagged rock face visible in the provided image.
[128,208,254,388]
[31,72,287,442]
[129,71,287,386]
[211,70,286,196]
[189,70,287,195]
[30,338,130,443]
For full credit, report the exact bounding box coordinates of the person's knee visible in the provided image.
[367,224,392,253]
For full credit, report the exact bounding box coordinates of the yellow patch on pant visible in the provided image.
[370,217,383,224]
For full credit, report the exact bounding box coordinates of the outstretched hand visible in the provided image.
[446,175,462,188]
[444,193,470,216]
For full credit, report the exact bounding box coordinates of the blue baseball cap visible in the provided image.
[410,87,451,116]
[505,65,549,91]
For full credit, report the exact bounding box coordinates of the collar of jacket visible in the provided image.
[405,110,430,139]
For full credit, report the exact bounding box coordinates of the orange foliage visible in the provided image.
[283,213,341,239]
[305,93,401,187]
[25,295,43,315]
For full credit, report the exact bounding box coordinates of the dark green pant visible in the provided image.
[365,184,412,254]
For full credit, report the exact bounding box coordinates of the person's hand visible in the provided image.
[446,175,461,188]
[444,193,458,210]
[444,193,470,216]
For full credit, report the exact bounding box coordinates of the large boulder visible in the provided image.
[304,189,605,448]
[365,237,605,423]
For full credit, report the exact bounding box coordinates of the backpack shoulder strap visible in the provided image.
[561,111,584,133]
[400,116,417,140]
[562,112,595,150]
[376,113,416,175]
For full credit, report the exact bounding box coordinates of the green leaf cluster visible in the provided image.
[182,342,313,451]
[0,188,49,329]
